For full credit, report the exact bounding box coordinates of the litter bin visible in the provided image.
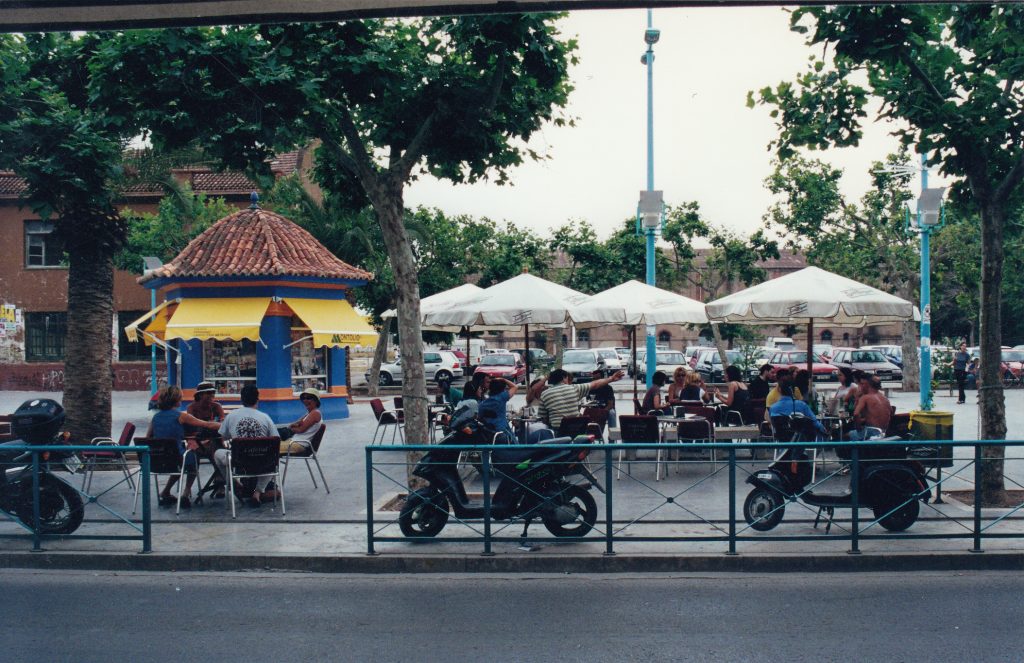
[907,410,954,468]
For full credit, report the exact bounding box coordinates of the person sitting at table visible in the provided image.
[748,364,773,400]
[277,388,324,455]
[149,385,221,508]
[848,374,892,441]
[768,383,826,438]
[186,381,225,430]
[678,371,711,404]
[589,368,616,410]
[640,370,669,415]
[829,367,858,416]
[538,368,624,431]
[713,365,751,424]
[525,377,547,406]
[666,367,688,403]
[765,369,803,409]
[794,369,812,403]
[478,377,518,442]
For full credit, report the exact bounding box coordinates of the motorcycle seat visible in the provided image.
[804,490,853,504]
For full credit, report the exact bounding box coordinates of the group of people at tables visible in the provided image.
[146,381,323,509]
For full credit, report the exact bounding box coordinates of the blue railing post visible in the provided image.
[141,450,152,553]
[971,443,983,553]
[482,447,493,556]
[604,444,614,556]
[849,445,861,555]
[365,446,376,555]
[727,446,737,555]
[31,451,41,552]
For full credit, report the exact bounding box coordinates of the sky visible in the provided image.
[404,7,933,241]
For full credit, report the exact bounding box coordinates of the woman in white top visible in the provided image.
[830,367,858,415]
[277,388,324,454]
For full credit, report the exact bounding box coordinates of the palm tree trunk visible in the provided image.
[63,238,115,443]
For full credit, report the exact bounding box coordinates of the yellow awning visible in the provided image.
[124,299,175,344]
[165,298,270,342]
[286,298,377,347]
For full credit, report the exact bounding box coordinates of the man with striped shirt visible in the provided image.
[538,368,625,431]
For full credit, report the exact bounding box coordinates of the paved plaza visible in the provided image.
[1,385,1023,563]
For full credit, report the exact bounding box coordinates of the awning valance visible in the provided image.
[124,299,176,344]
[164,298,270,342]
[286,298,377,347]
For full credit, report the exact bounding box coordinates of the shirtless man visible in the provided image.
[849,374,891,440]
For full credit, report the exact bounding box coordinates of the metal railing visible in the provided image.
[365,439,1024,556]
[0,444,151,553]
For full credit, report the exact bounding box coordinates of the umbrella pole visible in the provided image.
[632,326,638,403]
[807,318,814,391]
[465,327,471,371]
[524,323,531,388]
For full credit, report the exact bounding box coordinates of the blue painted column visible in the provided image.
[643,8,658,389]
[179,339,203,390]
[919,153,933,411]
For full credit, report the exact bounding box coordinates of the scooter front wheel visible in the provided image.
[744,487,785,531]
[399,489,450,538]
[542,484,597,537]
[15,474,84,535]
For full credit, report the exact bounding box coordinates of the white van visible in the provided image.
[766,337,796,350]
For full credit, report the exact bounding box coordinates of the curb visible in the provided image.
[2,551,1022,574]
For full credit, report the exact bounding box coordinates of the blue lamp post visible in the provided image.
[141,256,163,396]
[637,9,662,388]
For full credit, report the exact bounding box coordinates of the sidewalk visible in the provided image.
[0,387,1022,572]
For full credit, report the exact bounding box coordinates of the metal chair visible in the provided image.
[226,437,284,519]
[673,417,716,473]
[131,436,197,515]
[81,421,137,493]
[615,415,660,480]
[280,424,329,493]
[370,398,404,444]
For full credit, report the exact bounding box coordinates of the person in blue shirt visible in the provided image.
[768,383,826,437]
[478,377,518,442]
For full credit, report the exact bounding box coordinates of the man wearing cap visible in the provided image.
[277,388,324,456]
[186,381,225,431]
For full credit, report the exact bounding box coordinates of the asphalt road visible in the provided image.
[5,569,1021,662]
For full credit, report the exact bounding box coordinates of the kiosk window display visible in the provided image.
[203,339,258,395]
[290,327,328,393]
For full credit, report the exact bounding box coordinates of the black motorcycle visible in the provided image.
[744,415,931,533]
[399,404,602,539]
[1,399,85,535]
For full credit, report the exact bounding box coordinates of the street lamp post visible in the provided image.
[638,9,662,388]
[142,256,162,396]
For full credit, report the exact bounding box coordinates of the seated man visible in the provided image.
[848,374,892,441]
[768,383,826,438]
[478,378,517,442]
[215,385,277,507]
[538,368,624,431]
[765,369,803,409]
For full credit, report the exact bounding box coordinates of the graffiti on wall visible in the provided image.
[0,362,167,391]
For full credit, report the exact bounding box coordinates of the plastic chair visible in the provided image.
[226,437,284,519]
[674,418,716,473]
[280,424,329,493]
[131,436,197,516]
[81,421,137,493]
[557,415,591,438]
[370,398,404,444]
[616,415,660,480]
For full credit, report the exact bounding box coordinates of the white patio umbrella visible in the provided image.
[589,280,709,400]
[705,266,916,378]
[424,272,628,385]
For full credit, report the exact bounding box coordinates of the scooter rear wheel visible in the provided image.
[744,487,785,531]
[542,484,597,537]
[873,497,920,532]
[399,489,449,538]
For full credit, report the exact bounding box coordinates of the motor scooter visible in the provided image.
[1,398,85,535]
[743,415,931,533]
[398,402,603,539]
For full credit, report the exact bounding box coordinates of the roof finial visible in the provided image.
[249,191,260,209]
[522,266,529,274]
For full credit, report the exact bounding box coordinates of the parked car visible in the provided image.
[512,347,554,370]
[765,337,797,350]
[863,344,903,368]
[693,349,759,383]
[474,352,527,383]
[627,349,645,377]
[637,350,690,382]
[768,351,840,382]
[366,350,464,386]
[613,347,632,363]
[685,345,714,368]
[829,347,903,381]
[594,347,624,375]
[813,344,834,361]
[561,349,606,383]
[1001,349,1024,379]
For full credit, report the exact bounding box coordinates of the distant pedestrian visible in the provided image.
[952,342,970,405]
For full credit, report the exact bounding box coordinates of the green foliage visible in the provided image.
[477,223,552,287]
[116,190,234,273]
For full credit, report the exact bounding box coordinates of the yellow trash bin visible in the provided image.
[908,410,954,468]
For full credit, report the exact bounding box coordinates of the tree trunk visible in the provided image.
[367,179,428,447]
[900,319,920,393]
[367,318,391,397]
[978,201,1007,505]
[711,323,730,372]
[63,236,115,443]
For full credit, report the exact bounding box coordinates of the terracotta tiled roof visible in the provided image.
[269,151,300,174]
[141,207,373,283]
[0,172,27,195]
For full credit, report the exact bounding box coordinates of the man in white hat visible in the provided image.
[277,388,324,455]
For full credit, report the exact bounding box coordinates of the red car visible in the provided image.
[768,351,839,382]
[473,352,526,384]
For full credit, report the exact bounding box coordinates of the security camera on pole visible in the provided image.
[637,10,663,389]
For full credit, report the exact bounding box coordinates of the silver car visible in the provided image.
[365,350,464,386]
[830,348,903,381]
[594,347,623,375]
[562,349,606,383]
